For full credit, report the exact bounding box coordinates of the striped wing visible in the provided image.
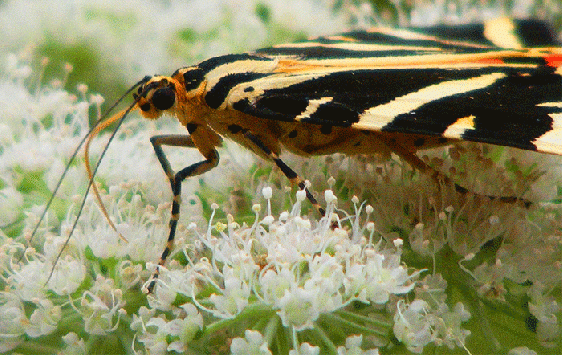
[203,18,562,155]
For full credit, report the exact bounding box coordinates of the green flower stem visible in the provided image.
[202,302,275,337]
[456,285,502,351]
[262,314,280,345]
[320,312,389,337]
[57,307,85,330]
[252,317,270,332]
[310,324,338,354]
[275,322,291,355]
[335,308,392,328]
[480,296,529,321]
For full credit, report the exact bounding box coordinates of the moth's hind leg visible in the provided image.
[147,134,219,293]
[381,137,532,207]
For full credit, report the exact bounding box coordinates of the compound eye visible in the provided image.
[152,86,176,110]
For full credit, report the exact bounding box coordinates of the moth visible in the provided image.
[39,17,562,292]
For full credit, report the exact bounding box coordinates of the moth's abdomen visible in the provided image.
[273,121,452,157]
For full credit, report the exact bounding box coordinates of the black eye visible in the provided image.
[152,86,175,110]
[140,102,151,111]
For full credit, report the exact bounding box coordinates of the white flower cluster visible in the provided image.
[135,187,423,353]
[0,53,122,352]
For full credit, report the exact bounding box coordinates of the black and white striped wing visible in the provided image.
[221,19,562,155]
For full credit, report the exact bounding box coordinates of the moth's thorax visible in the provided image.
[173,86,209,127]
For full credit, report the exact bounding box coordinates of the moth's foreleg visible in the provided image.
[147,134,219,293]
[242,131,325,217]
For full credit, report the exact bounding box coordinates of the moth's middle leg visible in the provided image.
[242,130,326,217]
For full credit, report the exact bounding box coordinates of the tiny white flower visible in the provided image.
[138,317,171,355]
[261,215,275,225]
[79,277,125,335]
[48,256,86,296]
[262,186,273,199]
[508,347,538,355]
[230,330,272,355]
[528,283,560,346]
[279,211,289,221]
[158,268,198,301]
[9,259,49,301]
[325,189,337,204]
[289,342,320,355]
[454,302,471,322]
[130,306,155,333]
[0,293,25,353]
[60,332,86,354]
[166,304,204,353]
[362,254,415,304]
[296,217,311,230]
[337,334,380,355]
[0,187,23,226]
[117,260,143,290]
[25,299,61,338]
[76,83,88,94]
[209,266,250,318]
[435,302,472,349]
[464,253,476,261]
[393,300,433,353]
[277,287,319,330]
[147,276,177,312]
[261,268,294,304]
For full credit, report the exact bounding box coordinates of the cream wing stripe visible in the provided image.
[534,113,562,155]
[442,115,476,138]
[483,17,522,49]
[353,72,507,130]
[295,97,334,121]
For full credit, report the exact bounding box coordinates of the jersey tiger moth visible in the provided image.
[38,17,562,292]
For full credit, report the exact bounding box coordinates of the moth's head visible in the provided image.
[134,76,182,119]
